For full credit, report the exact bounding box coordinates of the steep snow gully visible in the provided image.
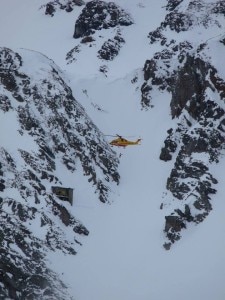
[1,0,225,299]
[48,82,172,299]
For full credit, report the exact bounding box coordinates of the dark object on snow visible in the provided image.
[52,186,73,205]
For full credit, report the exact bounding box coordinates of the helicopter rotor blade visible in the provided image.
[104,134,139,138]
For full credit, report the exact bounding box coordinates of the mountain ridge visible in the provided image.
[1,0,225,299]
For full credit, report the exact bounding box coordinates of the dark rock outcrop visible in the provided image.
[149,0,225,44]
[43,0,85,16]
[73,0,133,38]
[98,31,125,61]
[65,1,132,65]
[166,0,184,11]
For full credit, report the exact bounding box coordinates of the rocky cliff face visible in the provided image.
[73,0,133,38]
[141,0,225,249]
[65,0,133,70]
[0,47,119,298]
[43,0,85,17]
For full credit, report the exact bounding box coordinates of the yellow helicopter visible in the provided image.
[109,135,142,148]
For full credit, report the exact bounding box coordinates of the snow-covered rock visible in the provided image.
[97,30,125,61]
[66,0,133,65]
[73,0,133,38]
[141,0,225,249]
[43,0,85,17]
[0,46,119,297]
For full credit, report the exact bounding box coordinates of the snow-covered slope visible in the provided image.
[140,0,225,249]
[1,0,225,299]
[0,45,119,298]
